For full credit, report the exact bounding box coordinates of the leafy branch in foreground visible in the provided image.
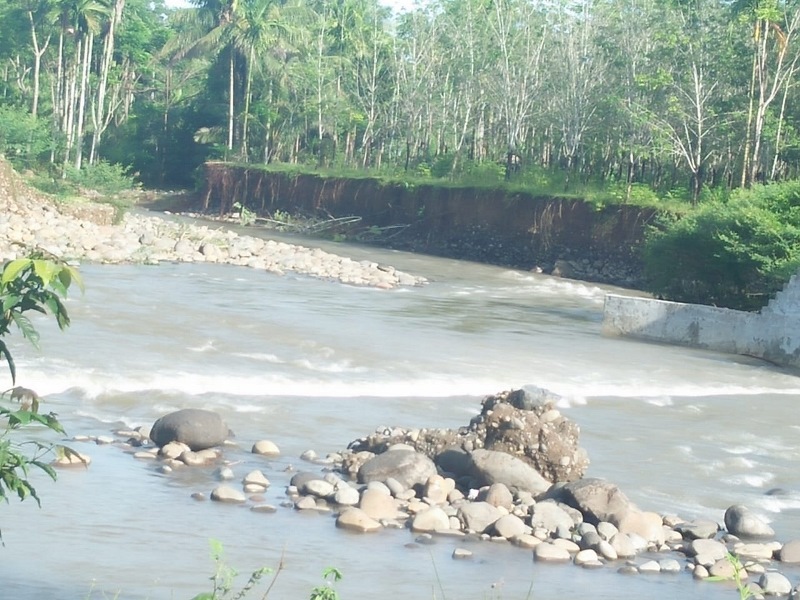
[191,539,277,600]
[0,255,82,537]
[191,540,343,600]
[309,567,343,600]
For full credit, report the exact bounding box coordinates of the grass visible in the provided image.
[207,159,701,213]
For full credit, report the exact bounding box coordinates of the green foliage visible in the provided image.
[0,106,52,169]
[64,161,138,195]
[232,202,256,226]
[643,181,800,310]
[461,160,505,186]
[0,256,83,384]
[0,256,82,539]
[28,161,137,200]
[706,553,754,600]
[191,540,344,600]
[191,539,273,600]
[309,568,343,600]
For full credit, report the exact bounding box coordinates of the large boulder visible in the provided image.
[345,388,589,483]
[724,504,775,539]
[357,448,437,489]
[477,389,589,482]
[552,478,635,525]
[468,449,551,495]
[150,408,229,451]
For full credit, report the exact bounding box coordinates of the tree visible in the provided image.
[228,0,287,161]
[0,256,83,537]
[735,0,800,186]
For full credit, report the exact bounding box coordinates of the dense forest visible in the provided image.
[0,0,799,200]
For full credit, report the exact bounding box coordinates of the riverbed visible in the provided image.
[3,230,800,599]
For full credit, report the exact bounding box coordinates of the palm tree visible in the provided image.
[229,0,287,159]
[54,0,112,171]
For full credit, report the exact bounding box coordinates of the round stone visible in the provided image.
[638,560,661,573]
[336,508,382,533]
[334,486,360,506]
[534,543,571,563]
[210,485,246,503]
[574,549,599,566]
[243,470,270,488]
[760,572,792,595]
[252,440,280,456]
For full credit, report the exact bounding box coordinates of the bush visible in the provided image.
[0,105,52,168]
[643,181,800,310]
[64,160,137,194]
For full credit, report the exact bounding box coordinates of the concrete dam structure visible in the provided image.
[603,274,800,371]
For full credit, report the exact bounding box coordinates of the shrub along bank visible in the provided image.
[644,181,800,311]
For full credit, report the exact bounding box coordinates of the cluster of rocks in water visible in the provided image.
[0,164,425,289]
[66,389,800,599]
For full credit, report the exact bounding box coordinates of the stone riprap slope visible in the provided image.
[0,160,426,289]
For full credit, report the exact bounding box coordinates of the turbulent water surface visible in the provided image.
[3,229,800,600]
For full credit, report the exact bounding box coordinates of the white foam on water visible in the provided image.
[723,445,757,455]
[722,473,775,488]
[499,271,609,303]
[231,352,283,363]
[728,456,757,469]
[758,494,800,513]
[188,340,215,352]
[646,396,673,407]
[21,364,507,404]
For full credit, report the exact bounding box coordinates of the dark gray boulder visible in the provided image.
[150,408,229,450]
[552,478,635,525]
[468,449,551,495]
[724,504,775,539]
[435,446,472,476]
[358,448,436,489]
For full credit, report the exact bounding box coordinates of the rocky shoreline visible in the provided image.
[0,165,426,289]
[65,388,800,600]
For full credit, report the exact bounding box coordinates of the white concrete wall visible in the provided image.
[602,293,800,370]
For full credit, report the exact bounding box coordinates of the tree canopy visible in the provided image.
[2,0,800,197]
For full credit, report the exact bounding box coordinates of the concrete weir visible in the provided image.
[602,273,800,371]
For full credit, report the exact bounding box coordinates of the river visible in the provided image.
[3,227,800,600]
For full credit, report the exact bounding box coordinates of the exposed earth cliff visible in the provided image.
[200,163,657,288]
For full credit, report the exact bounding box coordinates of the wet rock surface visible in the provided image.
[64,387,800,599]
[342,387,589,484]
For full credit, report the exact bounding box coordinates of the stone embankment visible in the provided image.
[0,164,425,289]
[77,388,800,600]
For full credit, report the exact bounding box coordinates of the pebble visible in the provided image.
[252,440,280,456]
[780,540,800,563]
[336,508,382,533]
[210,485,246,503]
[533,543,571,563]
[760,572,792,595]
[638,560,661,574]
[13,203,428,289]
